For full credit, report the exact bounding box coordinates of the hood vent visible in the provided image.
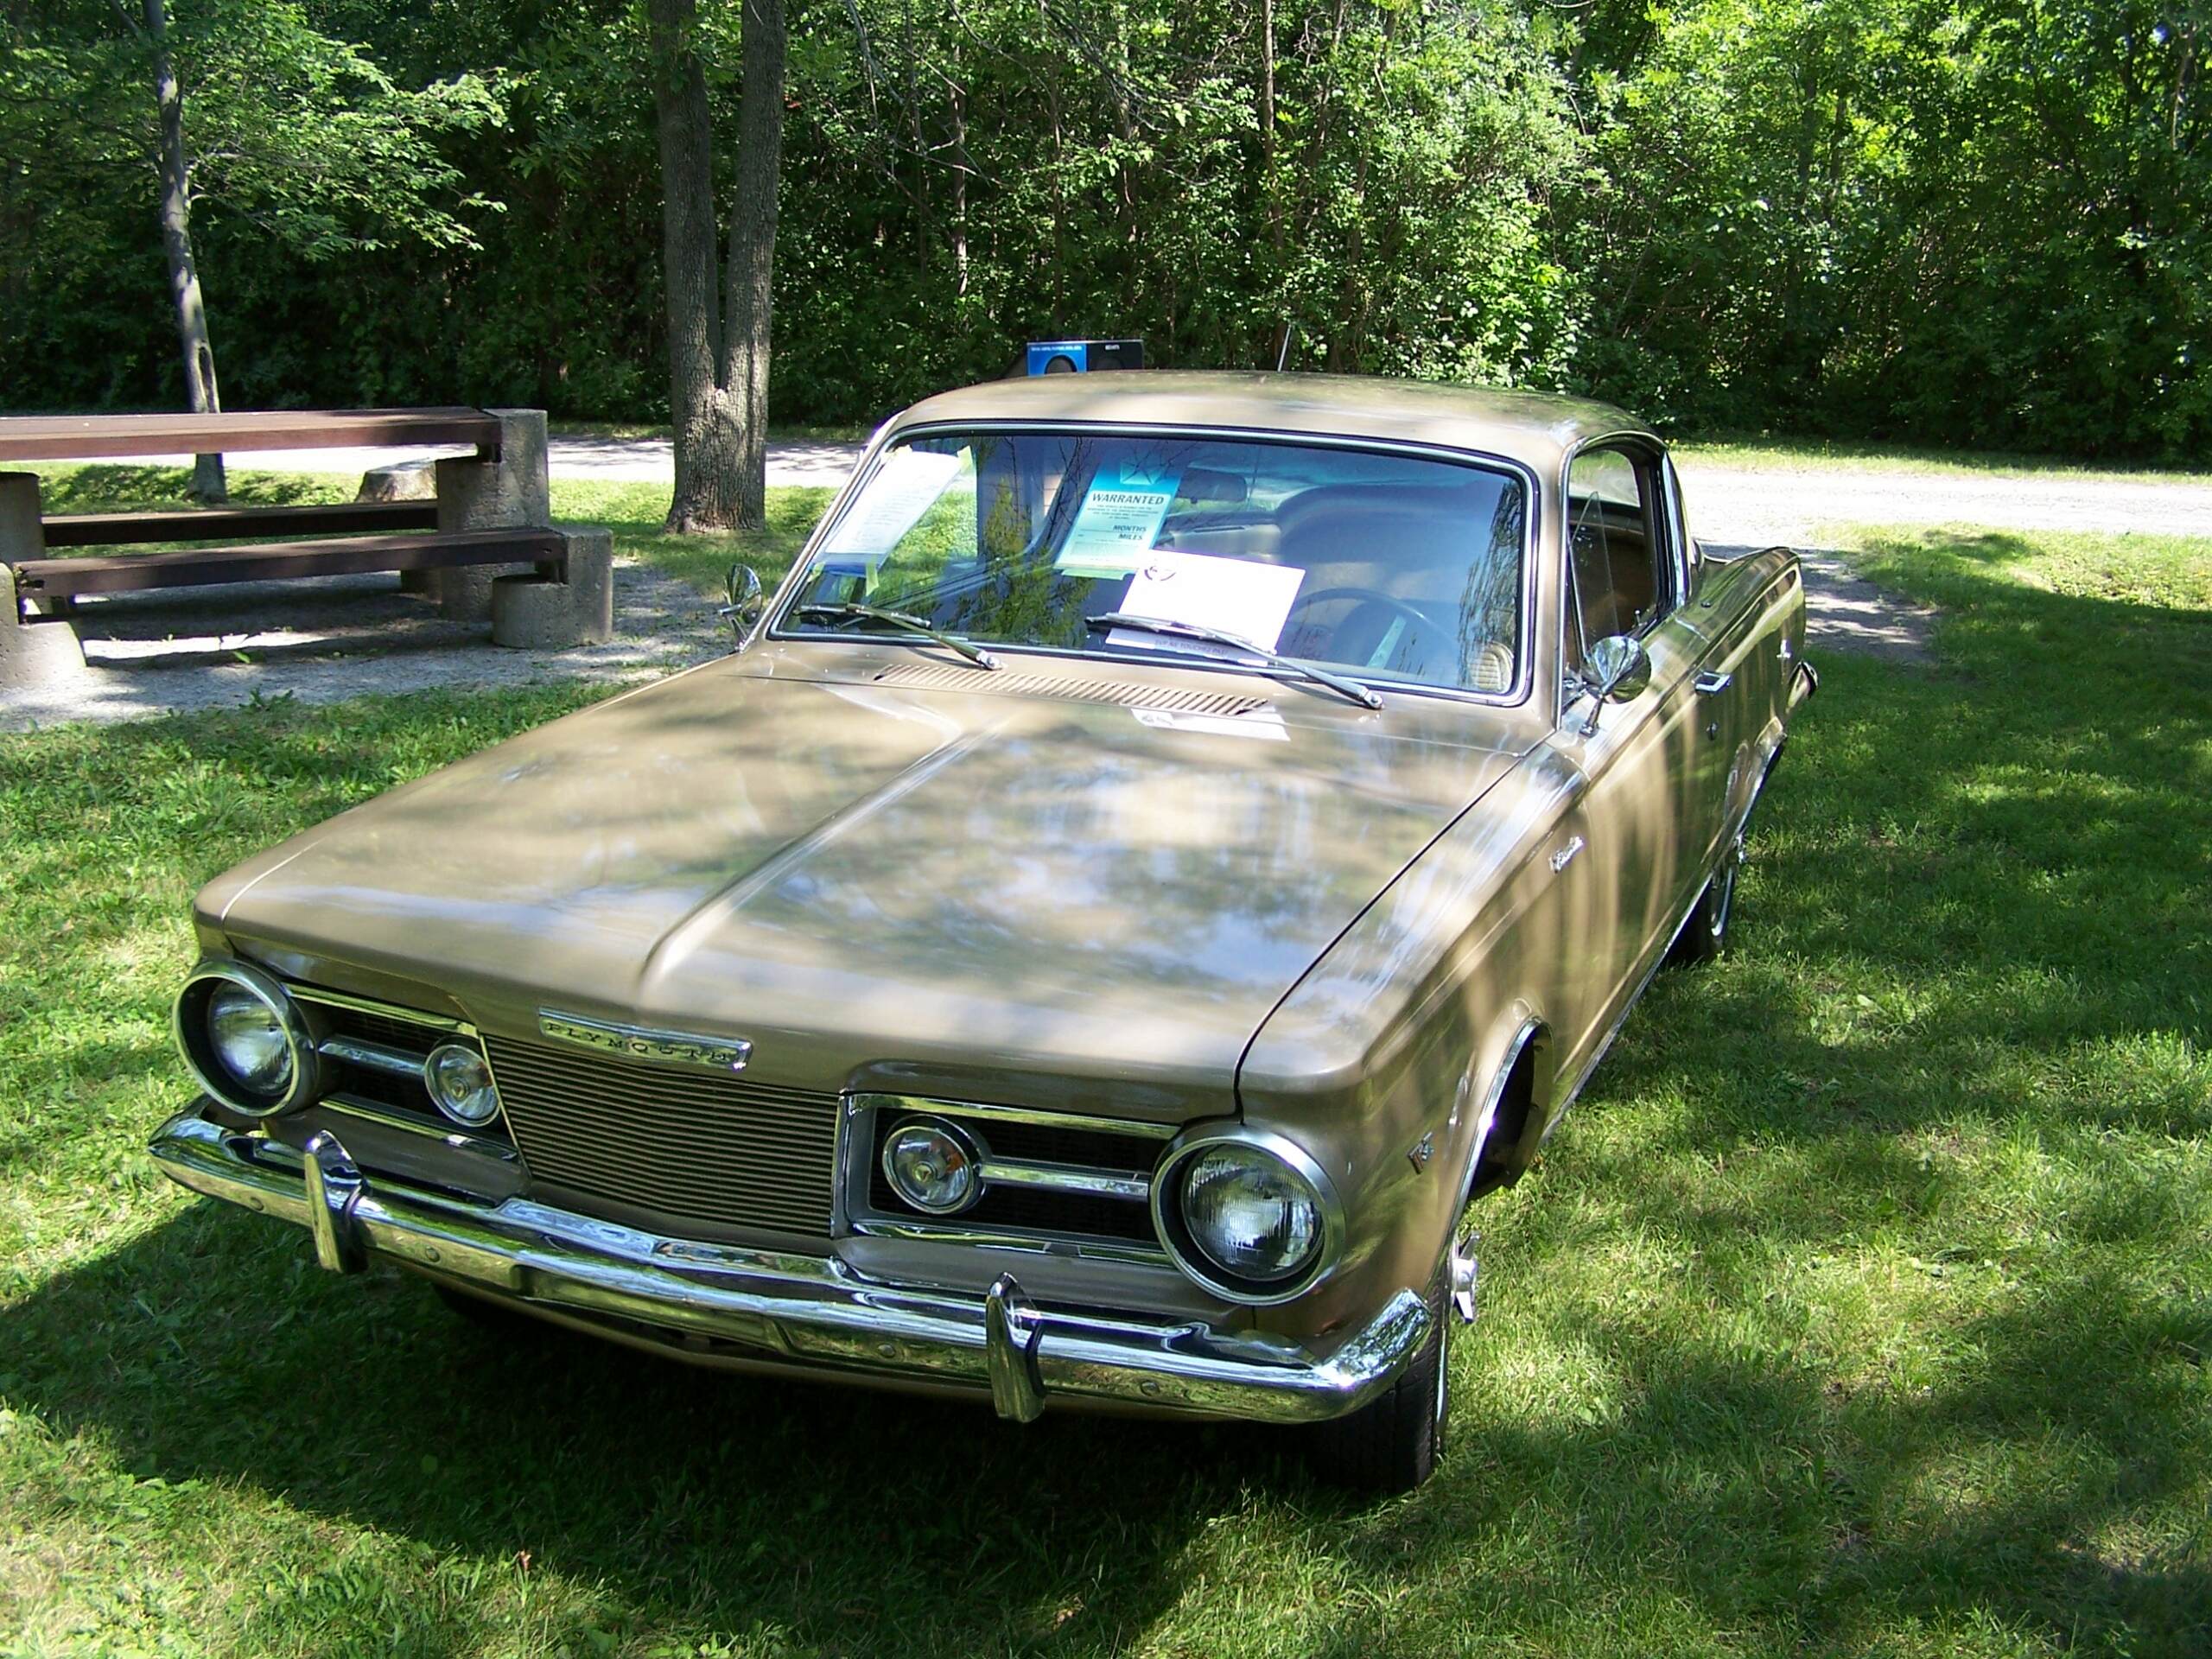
[873,662,1270,718]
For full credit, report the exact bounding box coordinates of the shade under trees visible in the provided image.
[1,0,2203,461]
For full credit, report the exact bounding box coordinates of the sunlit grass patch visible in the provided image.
[0,522,2208,1655]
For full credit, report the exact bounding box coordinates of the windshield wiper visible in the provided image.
[1085,613,1383,710]
[792,601,1001,670]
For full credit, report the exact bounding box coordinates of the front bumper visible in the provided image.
[149,1108,1428,1424]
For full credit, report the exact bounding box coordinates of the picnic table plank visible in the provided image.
[11,527,565,606]
[41,500,441,547]
[0,408,502,464]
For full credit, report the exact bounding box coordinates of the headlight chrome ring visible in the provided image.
[424,1041,502,1128]
[172,957,321,1119]
[1151,1126,1345,1305]
[880,1116,984,1215]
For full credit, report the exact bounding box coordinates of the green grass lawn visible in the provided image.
[2,523,2208,1656]
[1673,437,2210,484]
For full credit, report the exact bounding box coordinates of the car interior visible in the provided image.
[1563,447,1669,675]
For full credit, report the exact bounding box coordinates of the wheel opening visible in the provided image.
[1468,1043,1540,1201]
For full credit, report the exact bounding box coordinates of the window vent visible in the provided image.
[872,662,1270,718]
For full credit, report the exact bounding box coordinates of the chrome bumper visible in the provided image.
[149,1109,1428,1424]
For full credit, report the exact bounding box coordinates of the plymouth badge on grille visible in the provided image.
[537,1011,753,1073]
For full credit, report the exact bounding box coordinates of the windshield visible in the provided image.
[776,429,1528,696]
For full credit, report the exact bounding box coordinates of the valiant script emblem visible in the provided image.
[537,1011,753,1073]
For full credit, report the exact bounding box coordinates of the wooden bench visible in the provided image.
[38,499,439,548]
[11,527,568,616]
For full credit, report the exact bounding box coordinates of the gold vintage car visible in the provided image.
[152,372,1815,1491]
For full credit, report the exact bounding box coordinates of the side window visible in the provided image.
[1564,447,1672,672]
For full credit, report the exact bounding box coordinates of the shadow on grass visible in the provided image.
[3,528,2208,1654]
[4,1207,1267,1654]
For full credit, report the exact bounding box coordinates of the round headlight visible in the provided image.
[207,986,294,1094]
[173,957,317,1118]
[1154,1135,1341,1300]
[425,1042,501,1127]
[881,1117,981,1215]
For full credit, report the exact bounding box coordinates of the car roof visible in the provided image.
[890,370,1653,473]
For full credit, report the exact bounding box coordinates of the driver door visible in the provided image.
[1547,442,1708,1083]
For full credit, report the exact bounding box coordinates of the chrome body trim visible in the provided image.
[844,1217,1170,1265]
[150,1109,1427,1423]
[290,983,471,1035]
[317,1034,428,1079]
[980,1159,1151,1200]
[319,1096,520,1164]
[1548,835,1586,874]
[536,1010,753,1074]
[849,1093,1181,1141]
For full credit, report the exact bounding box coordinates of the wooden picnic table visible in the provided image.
[0,408,610,667]
[0,407,505,464]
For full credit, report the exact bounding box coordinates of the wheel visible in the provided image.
[1307,1265,1454,1494]
[1674,836,1740,965]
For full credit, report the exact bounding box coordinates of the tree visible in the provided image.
[1,0,501,480]
[142,0,226,500]
[647,0,788,534]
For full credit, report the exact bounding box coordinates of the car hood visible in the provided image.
[203,653,1533,1119]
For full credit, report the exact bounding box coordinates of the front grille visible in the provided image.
[297,992,508,1143]
[862,1108,1170,1249]
[484,1035,839,1236]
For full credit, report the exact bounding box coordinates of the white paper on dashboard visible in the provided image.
[821,448,966,557]
[1106,550,1306,655]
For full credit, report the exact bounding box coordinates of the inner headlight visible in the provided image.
[1154,1132,1339,1301]
[1182,1146,1321,1281]
[173,958,317,1118]
[425,1042,501,1127]
[881,1117,981,1214]
[207,987,293,1094]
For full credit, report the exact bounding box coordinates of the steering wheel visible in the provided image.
[1287,585,1457,657]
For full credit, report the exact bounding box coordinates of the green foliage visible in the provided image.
[0,1,2205,458]
[3,524,2210,1653]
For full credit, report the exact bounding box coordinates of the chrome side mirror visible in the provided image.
[719,563,765,642]
[1575,634,1652,735]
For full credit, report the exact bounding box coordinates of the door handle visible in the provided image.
[1694,671,1733,696]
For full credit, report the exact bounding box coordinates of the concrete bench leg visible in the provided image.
[1,474,87,692]
[432,409,550,622]
[491,527,614,649]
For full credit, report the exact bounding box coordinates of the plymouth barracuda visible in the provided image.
[152,372,1815,1491]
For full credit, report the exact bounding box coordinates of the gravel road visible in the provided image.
[7,441,2201,729]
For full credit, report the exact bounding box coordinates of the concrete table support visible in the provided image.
[491,528,614,649]
[0,472,86,691]
[431,409,550,622]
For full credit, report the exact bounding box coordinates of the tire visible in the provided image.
[1673,839,1739,965]
[1306,1268,1452,1495]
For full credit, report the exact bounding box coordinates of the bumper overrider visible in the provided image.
[149,1108,1430,1424]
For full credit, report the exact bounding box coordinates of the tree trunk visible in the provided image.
[648,0,785,534]
[647,0,737,531]
[146,0,224,503]
[721,0,786,532]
